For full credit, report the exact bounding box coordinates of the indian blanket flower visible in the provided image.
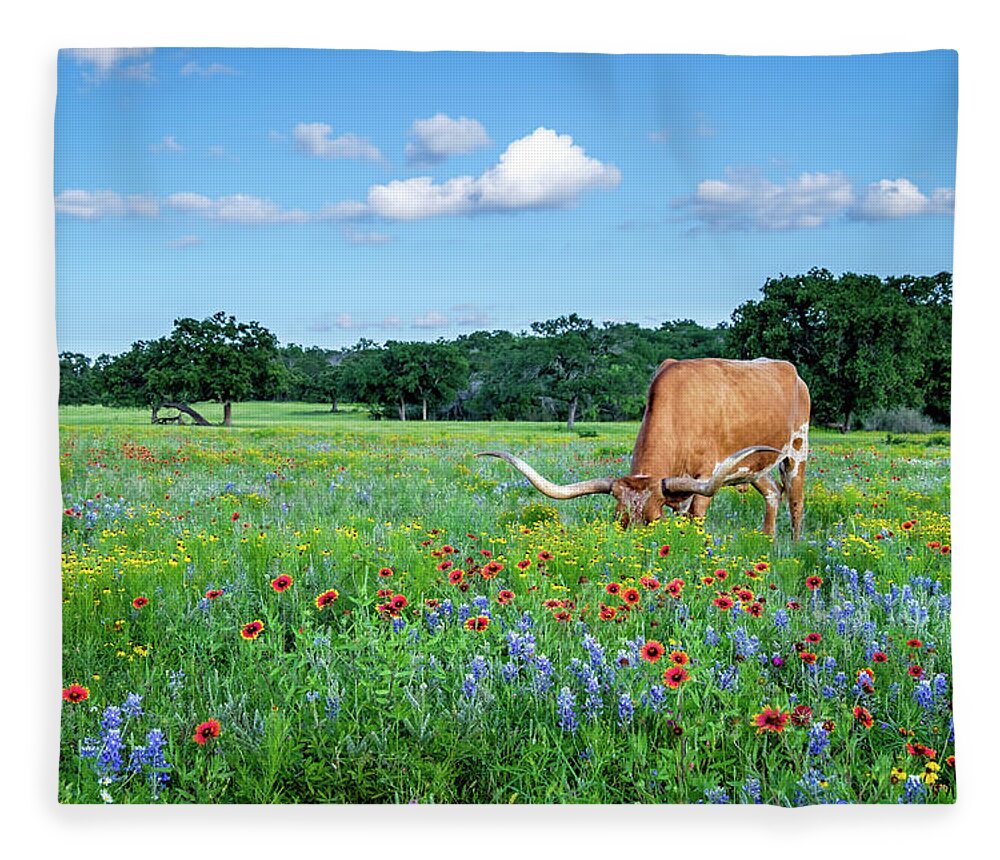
[448,569,465,585]
[665,579,684,598]
[205,588,224,599]
[63,684,90,703]
[872,651,889,664]
[132,596,149,610]
[658,545,670,557]
[465,615,490,632]
[806,575,824,590]
[606,582,621,596]
[599,604,617,621]
[517,559,531,570]
[907,638,923,649]
[538,551,554,561]
[389,593,409,611]
[482,561,504,578]
[622,587,641,606]
[908,665,925,679]
[668,650,689,666]
[640,576,660,590]
[713,595,734,611]
[193,719,221,745]
[754,562,769,572]
[662,665,690,689]
[790,704,813,727]
[753,706,790,734]
[378,567,393,577]
[436,560,453,571]
[805,632,822,644]
[270,574,293,592]
[497,589,515,605]
[315,589,339,610]
[640,640,665,663]
[853,706,874,728]
[240,620,264,640]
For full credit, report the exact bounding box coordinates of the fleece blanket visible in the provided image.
[56,48,955,804]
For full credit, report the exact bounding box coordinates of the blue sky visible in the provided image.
[55,48,957,357]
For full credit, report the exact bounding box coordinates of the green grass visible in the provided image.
[58,403,953,804]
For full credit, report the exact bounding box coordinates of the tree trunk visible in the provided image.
[399,396,406,421]
[567,396,578,430]
[329,399,338,413]
[422,397,428,421]
[223,401,232,427]
[151,401,215,426]
[842,409,852,433]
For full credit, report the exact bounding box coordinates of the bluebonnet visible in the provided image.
[714,663,739,692]
[704,626,719,647]
[469,655,489,681]
[703,786,730,804]
[741,777,763,804]
[457,604,471,624]
[305,690,321,702]
[391,616,406,633]
[640,685,668,712]
[913,680,934,709]
[440,599,454,619]
[425,610,441,633]
[617,694,634,726]
[583,672,602,721]
[581,634,605,671]
[807,723,830,757]
[472,595,490,613]
[556,687,578,733]
[532,655,554,694]
[899,775,927,804]
[729,626,760,660]
[773,609,788,630]
[501,661,519,683]
[325,694,341,721]
[166,669,185,697]
[516,611,534,631]
[462,673,477,699]
[933,673,949,699]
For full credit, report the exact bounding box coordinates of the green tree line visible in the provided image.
[59,271,951,428]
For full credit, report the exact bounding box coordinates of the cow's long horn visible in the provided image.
[660,446,783,497]
[476,451,614,499]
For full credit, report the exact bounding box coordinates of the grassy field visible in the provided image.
[58,403,953,804]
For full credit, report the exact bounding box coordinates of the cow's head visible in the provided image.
[477,447,782,528]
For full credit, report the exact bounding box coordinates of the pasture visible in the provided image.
[58,404,953,803]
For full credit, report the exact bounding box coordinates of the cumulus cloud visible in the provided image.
[675,168,855,232]
[851,178,955,220]
[65,48,154,82]
[293,122,383,162]
[165,193,311,225]
[180,61,239,77]
[675,168,955,232]
[150,135,183,154]
[55,190,159,219]
[405,114,491,165]
[309,312,403,332]
[364,127,620,221]
[167,235,201,249]
[412,310,451,329]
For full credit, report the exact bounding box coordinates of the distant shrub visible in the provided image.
[575,428,599,438]
[862,407,937,434]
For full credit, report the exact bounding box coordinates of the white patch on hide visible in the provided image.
[782,421,810,478]
[619,486,652,522]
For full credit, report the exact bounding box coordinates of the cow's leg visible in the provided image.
[785,428,809,540]
[750,474,781,536]
[687,494,711,520]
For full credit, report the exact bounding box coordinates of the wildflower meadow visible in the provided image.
[58,405,953,804]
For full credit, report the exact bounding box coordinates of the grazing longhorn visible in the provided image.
[478,357,811,539]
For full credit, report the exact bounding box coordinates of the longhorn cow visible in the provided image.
[478,357,811,539]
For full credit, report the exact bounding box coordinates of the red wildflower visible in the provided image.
[908,665,924,679]
[735,588,754,603]
[205,588,224,599]
[907,638,923,649]
[940,545,950,554]
[946,755,955,768]
[270,574,293,592]
[853,706,874,729]
[599,604,617,621]
[746,602,764,617]
[231,511,240,521]
[712,595,734,611]
[872,651,888,663]
[497,589,515,605]
[806,575,824,590]
[790,704,813,727]
[901,520,914,531]
[315,589,339,610]
[907,741,937,759]
[377,588,393,598]
[517,559,531,570]
[799,651,817,665]
[622,587,641,605]
[193,719,221,745]
[752,706,789,734]
[668,650,689,666]
[378,567,393,578]
[480,549,492,558]
[605,582,621,596]
[787,599,802,610]
[665,578,684,598]
[448,569,465,585]
[640,576,660,590]
[714,568,729,581]
[755,562,769,572]
[390,593,408,611]
[662,665,690,688]
[62,684,90,704]
[926,541,941,549]
[538,551,554,561]
[700,576,715,586]
[805,632,822,644]
[436,560,453,571]
[553,609,572,623]
[482,561,504,578]
[658,545,670,557]
[132,596,149,610]
[240,620,264,640]
[464,615,490,632]
[640,640,665,663]
[424,598,439,608]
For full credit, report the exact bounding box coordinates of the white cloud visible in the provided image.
[55,190,158,219]
[316,200,371,222]
[451,303,490,326]
[412,310,451,329]
[65,48,154,82]
[293,122,383,162]
[180,61,239,77]
[150,135,183,154]
[344,229,391,245]
[676,168,856,231]
[852,178,956,220]
[405,114,491,165]
[167,235,201,249]
[166,193,311,225]
[366,127,620,221]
